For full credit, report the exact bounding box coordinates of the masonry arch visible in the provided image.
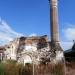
[23,55,32,64]
[19,52,33,64]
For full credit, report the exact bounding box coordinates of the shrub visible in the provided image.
[0,63,5,75]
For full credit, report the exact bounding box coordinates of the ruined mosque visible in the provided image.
[0,0,64,64]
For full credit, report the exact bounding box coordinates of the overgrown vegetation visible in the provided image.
[0,60,65,75]
[0,63,5,75]
[0,60,33,75]
[35,63,65,75]
[66,61,75,75]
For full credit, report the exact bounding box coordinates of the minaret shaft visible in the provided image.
[50,0,59,42]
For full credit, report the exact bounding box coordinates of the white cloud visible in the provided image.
[0,34,13,41]
[64,28,75,41]
[0,19,23,45]
[29,33,37,37]
[61,23,75,50]
[0,20,23,36]
[60,41,73,50]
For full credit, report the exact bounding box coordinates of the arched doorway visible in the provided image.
[23,55,32,64]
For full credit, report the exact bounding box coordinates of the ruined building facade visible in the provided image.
[4,35,50,64]
[1,35,63,64]
[0,0,64,64]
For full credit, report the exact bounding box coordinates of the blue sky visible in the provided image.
[0,0,75,50]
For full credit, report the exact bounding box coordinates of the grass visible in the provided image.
[65,61,75,75]
[0,60,67,75]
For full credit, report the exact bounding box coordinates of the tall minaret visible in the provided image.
[48,1,65,74]
[49,0,63,51]
[49,0,59,42]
